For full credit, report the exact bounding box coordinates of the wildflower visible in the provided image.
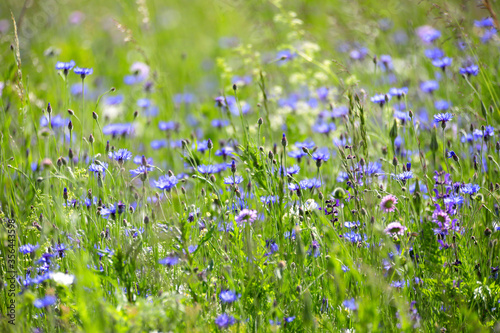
[288,150,307,161]
[420,80,439,93]
[287,165,300,175]
[460,183,480,194]
[102,123,134,136]
[159,256,179,266]
[33,295,57,308]
[158,121,179,131]
[299,178,322,189]
[432,57,452,70]
[219,290,240,303]
[224,175,244,185]
[447,151,456,159]
[424,48,444,60]
[51,272,75,286]
[481,28,496,43]
[371,94,390,107]
[459,65,479,77]
[235,209,258,225]
[73,67,93,79]
[130,165,153,178]
[343,298,358,311]
[154,175,178,191]
[55,60,75,74]
[312,148,330,162]
[444,194,464,208]
[215,147,234,159]
[100,204,117,219]
[384,222,407,235]
[433,113,453,127]
[434,100,451,111]
[215,314,236,328]
[266,239,279,255]
[108,149,132,163]
[416,25,441,43]
[392,171,413,181]
[19,243,39,254]
[211,119,229,128]
[475,17,495,28]
[380,195,398,213]
[389,87,408,98]
[89,162,108,176]
[198,164,218,174]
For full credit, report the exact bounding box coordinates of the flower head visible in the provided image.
[380,195,398,213]
[73,67,93,79]
[154,175,178,191]
[235,209,258,225]
[384,222,407,235]
[159,256,179,266]
[108,149,132,163]
[215,314,236,328]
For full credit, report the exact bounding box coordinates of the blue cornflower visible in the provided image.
[460,184,480,195]
[211,119,229,128]
[188,245,198,253]
[151,140,167,150]
[349,47,368,60]
[287,165,300,175]
[343,298,358,311]
[73,67,93,79]
[343,231,364,243]
[19,243,39,254]
[474,126,495,140]
[481,28,497,43]
[130,165,153,178]
[475,17,495,28]
[459,65,479,77]
[33,295,57,308]
[108,149,132,163]
[312,122,336,134]
[40,114,69,129]
[133,156,153,165]
[88,162,108,176]
[312,148,330,162]
[295,140,316,150]
[198,164,218,174]
[173,92,196,105]
[416,26,441,43]
[159,256,179,266]
[104,95,124,105]
[261,195,278,205]
[100,204,117,219]
[215,147,234,158]
[434,113,453,125]
[215,314,236,328]
[219,290,240,303]
[337,172,349,183]
[288,183,299,191]
[102,123,134,136]
[446,151,456,159]
[392,171,414,181]
[158,121,179,131]
[434,100,451,111]
[276,49,297,64]
[444,194,464,207]
[154,175,178,191]
[55,60,75,73]
[424,48,444,60]
[379,55,393,71]
[420,80,439,93]
[371,94,390,107]
[432,57,453,70]
[288,150,307,161]
[224,175,243,185]
[266,239,279,255]
[388,87,408,98]
[299,178,322,189]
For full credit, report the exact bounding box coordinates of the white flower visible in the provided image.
[303,199,318,212]
[51,272,75,286]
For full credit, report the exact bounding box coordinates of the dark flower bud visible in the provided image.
[134,110,139,119]
[302,147,309,154]
[359,157,365,166]
[168,170,174,177]
[231,160,236,173]
[201,188,206,197]
[207,138,213,150]
[281,133,288,147]
[259,146,264,152]
[68,148,74,159]
[268,151,274,160]
[210,174,216,183]
[106,141,110,153]
[68,120,73,130]
[406,162,411,171]
[144,215,150,225]
[68,109,74,116]
[89,134,94,143]
[258,117,263,126]
[57,157,63,168]
[392,156,398,167]
[409,110,413,118]
[381,146,388,156]
[318,192,324,201]
[63,187,68,200]
[232,84,237,91]
[484,228,492,237]
[92,112,98,120]
[47,103,52,114]
[247,180,252,192]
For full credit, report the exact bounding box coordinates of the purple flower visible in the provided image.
[420,80,439,93]
[159,256,179,266]
[432,57,452,70]
[108,149,132,163]
[380,195,398,213]
[224,175,243,185]
[33,295,57,308]
[434,113,453,124]
[19,243,39,254]
[343,298,358,311]
[384,222,407,235]
[154,175,178,191]
[459,65,479,77]
[219,290,240,303]
[235,209,258,225]
[388,87,408,98]
[215,313,236,328]
[424,48,444,60]
[371,94,390,106]
[102,123,134,136]
[55,60,75,72]
[416,25,441,43]
[73,67,93,79]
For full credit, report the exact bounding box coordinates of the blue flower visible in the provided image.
[151,140,167,150]
[102,123,134,136]
[420,80,439,93]
[459,65,479,76]
[312,122,336,134]
[215,147,234,158]
[198,164,218,174]
[312,148,330,162]
[154,175,178,191]
[73,67,93,78]
[432,57,452,70]
[211,119,229,128]
[287,165,300,175]
[299,178,322,189]
[266,239,279,255]
[130,165,153,177]
[100,204,117,219]
[416,26,441,43]
[434,113,453,124]
[371,94,390,106]
[88,162,108,176]
[444,194,464,207]
[389,87,408,98]
[108,149,132,163]
[159,256,179,266]
[19,243,39,254]
[219,290,240,303]
[434,100,451,111]
[475,17,495,28]
[224,175,243,185]
[343,298,358,311]
[288,150,307,160]
[158,121,179,131]
[424,48,444,60]
[446,151,456,159]
[392,171,413,181]
[215,313,236,328]
[34,295,57,308]
[481,28,497,43]
[55,60,75,72]
[460,184,480,195]
[276,49,297,64]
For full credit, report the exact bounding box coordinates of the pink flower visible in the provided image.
[384,222,407,235]
[380,195,398,213]
[235,209,258,225]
